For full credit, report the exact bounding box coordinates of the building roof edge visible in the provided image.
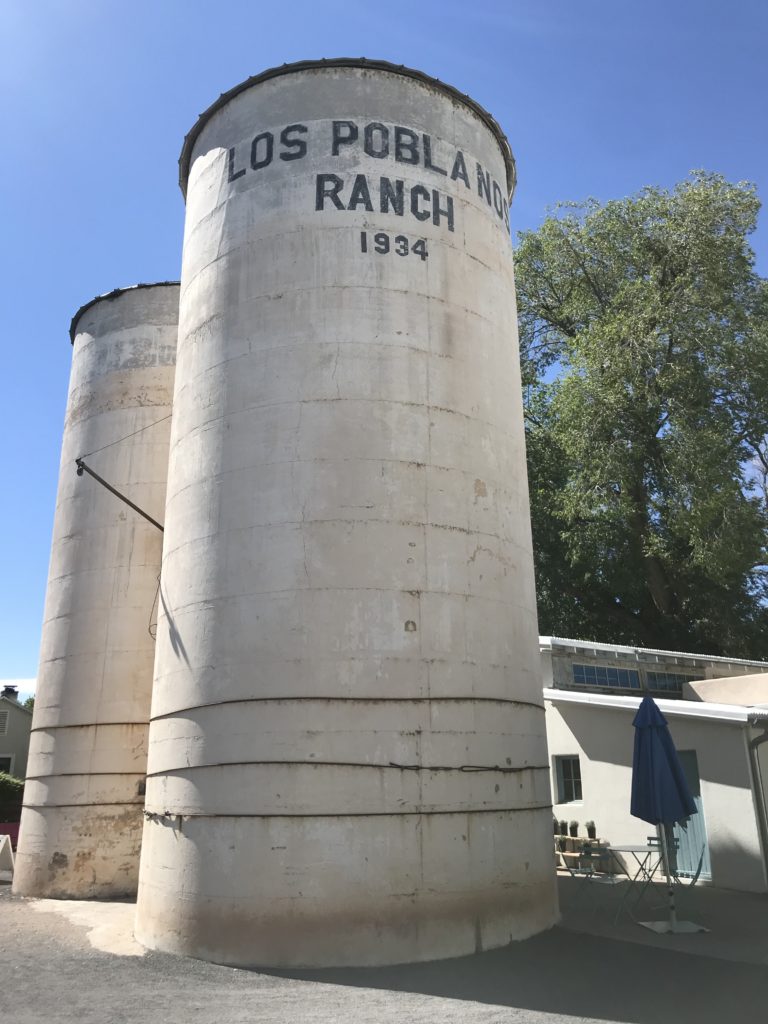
[539,636,768,669]
[543,686,768,724]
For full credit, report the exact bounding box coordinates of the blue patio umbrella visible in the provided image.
[630,695,705,934]
[631,696,696,826]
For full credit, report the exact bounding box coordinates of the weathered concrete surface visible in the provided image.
[14,284,178,899]
[4,881,768,1024]
[137,61,555,966]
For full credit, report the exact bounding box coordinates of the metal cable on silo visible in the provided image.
[79,412,173,460]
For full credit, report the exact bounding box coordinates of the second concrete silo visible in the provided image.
[14,283,178,898]
[136,60,556,966]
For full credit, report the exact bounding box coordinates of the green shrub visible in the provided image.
[0,771,24,820]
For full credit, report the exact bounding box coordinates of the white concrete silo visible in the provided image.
[14,283,178,898]
[135,59,557,966]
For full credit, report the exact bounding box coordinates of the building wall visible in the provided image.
[686,674,768,704]
[0,700,32,778]
[540,643,768,708]
[754,735,768,865]
[546,701,767,894]
[544,644,768,700]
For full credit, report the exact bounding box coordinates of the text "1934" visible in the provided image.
[360,231,428,260]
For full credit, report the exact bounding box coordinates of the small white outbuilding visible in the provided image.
[542,638,768,894]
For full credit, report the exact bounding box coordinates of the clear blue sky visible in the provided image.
[1,0,766,679]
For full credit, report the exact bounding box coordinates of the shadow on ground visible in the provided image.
[266,929,767,1024]
[4,877,768,1024]
[264,877,768,1024]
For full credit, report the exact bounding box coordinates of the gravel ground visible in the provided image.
[3,881,768,1024]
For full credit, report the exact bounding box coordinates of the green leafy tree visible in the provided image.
[516,172,768,657]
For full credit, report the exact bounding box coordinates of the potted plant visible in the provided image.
[586,820,597,839]
[553,818,559,835]
[559,819,568,836]
[569,820,579,837]
[557,835,568,853]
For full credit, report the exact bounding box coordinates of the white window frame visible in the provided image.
[554,754,583,804]
[0,753,15,775]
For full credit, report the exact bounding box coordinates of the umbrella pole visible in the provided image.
[638,825,708,934]
[658,825,678,930]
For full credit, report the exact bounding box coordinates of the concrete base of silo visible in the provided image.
[12,804,144,900]
[134,811,558,967]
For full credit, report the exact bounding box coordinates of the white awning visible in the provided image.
[543,686,768,725]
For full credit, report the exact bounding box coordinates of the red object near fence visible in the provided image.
[0,822,20,848]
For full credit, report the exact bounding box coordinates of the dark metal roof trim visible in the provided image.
[69,281,180,344]
[178,58,517,200]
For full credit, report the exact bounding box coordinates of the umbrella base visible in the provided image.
[638,920,709,934]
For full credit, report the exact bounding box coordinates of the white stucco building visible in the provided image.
[541,637,768,894]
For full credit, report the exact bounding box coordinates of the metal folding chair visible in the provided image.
[561,843,624,915]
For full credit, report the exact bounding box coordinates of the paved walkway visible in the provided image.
[2,876,767,1023]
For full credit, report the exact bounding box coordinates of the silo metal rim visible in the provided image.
[69,282,180,345]
[178,58,517,201]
